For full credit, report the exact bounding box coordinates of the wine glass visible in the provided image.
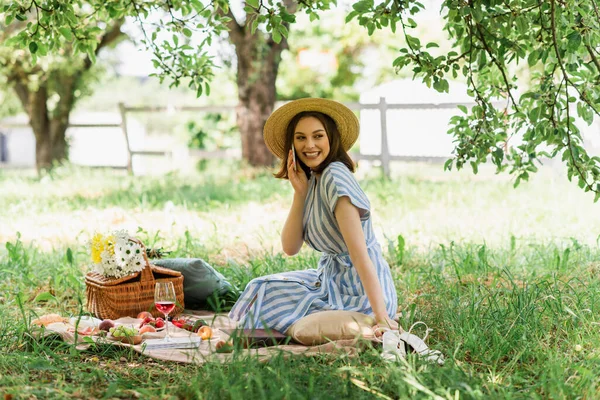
[154,281,176,341]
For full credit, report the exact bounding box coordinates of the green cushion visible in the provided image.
[152,258,236,310]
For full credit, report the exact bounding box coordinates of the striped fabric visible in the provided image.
[229,161,398,333]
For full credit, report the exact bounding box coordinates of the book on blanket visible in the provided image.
[220,328,290,348]
[143,337,202,350]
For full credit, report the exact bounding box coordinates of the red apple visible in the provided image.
[155,318,165,329]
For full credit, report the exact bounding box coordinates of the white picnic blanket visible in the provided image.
[38,311,368,365]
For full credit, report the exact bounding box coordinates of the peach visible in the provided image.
[139,325,157,334]
[137,311,153,320]
[215,340,234,353]
[197,326,213,340]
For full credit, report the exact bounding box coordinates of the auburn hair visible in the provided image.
[274,111,355,179]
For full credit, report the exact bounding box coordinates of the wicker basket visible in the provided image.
[85,241,184,320]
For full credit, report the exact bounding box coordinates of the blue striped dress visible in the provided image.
[228,161,398,333]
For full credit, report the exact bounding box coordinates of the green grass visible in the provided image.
[1,161,600,399]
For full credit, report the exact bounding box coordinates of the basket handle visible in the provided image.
[129,238,155,283]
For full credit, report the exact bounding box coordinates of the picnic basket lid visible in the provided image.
[85,264,181,287]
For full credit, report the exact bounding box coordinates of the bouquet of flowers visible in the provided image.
[90,230,145,278]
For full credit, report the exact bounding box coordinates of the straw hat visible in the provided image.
[263,98,359,160]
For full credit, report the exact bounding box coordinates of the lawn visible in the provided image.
[1,160,599,399]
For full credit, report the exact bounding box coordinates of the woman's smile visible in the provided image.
[294,117,330,169]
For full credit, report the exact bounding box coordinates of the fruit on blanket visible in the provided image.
[32,313,67,326]
[155,318,165,329]
[137,311,153,320]
[197,326,213,340]
[139,316,155,328]
[215,340,234,353]
[192,319,208,332]
[171,317,186,329]
[139,325,156,334]
[110,325,139,338]
[98,319,115,332]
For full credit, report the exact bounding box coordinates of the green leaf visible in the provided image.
[34,292,56,303]
[444,158,453,171]
[345,10,358,23]
[246,0,259,9]
[87,48,96,64]
[281,12,295,23]
[457,105,467,114]
[433,78,449,93]
[66,247,73,264]
[5,14,14,25]
[173,34,179,46]
[470,161,478,174]
[272,28,282,44]
[28,41,38,54]
[183,28,192,37]
[15,14,27,21]
[59,27,73,41]
[426,42,439,48]
[566,31,581,51]
[352,0,372,12]
[527,50,539,67]
[250,19,259,35]
[37,43,47,56]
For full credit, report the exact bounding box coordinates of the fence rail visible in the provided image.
[0,98,475,176]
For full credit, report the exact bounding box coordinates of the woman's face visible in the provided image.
[293,116,330,170]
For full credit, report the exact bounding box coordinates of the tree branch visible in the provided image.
[474,22,521,113]
[224,7,244,47]
[590,0,600,23]
[550,0,597,194]
[585,43,600,74]
[82,20,124,71]
[549,0,600,119]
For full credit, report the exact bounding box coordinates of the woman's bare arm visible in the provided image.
[335,196,399,329]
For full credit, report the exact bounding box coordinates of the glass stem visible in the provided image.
[164,314,169,340]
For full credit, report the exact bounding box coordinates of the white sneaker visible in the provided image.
[399,322,445,366]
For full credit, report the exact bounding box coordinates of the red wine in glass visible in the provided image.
[154,282,176,341]
[155,301,175,315]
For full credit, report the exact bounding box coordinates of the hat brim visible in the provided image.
[263,98,359,160]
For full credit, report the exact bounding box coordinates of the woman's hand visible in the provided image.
[372,316,403,337]
[287,149,308,198]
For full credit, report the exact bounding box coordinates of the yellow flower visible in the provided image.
[91,233,116,264]
[91,233,105,264]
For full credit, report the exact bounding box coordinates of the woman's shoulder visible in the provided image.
[322,161,352,179]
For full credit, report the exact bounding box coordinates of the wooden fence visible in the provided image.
[0,98,474,176]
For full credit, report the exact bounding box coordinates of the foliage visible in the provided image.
[186,113,238,151]
[276,8,398,101]
[3,0,600,193]
[344,0,600,200]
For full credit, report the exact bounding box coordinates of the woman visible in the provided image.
[229,98,400,334]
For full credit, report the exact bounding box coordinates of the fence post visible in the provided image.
[379,97,390,178]
[118,102,133,174]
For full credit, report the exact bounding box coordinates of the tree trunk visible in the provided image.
[14,81,72,172]
[227,3,296,167]
[7,22,123,173]
[234,38,281,166]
